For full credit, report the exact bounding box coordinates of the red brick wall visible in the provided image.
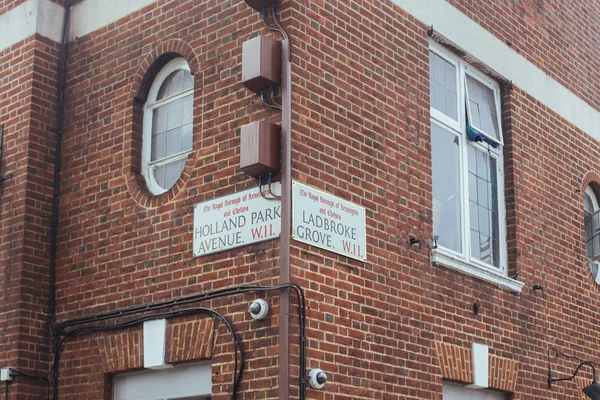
[2,0,600,399]
[288,0,600,399]
[53,0,284,398]
[445,0,600,111]
[0,34,60,399]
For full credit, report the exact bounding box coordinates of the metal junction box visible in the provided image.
[242,36,281,94]
[240,121,281,177]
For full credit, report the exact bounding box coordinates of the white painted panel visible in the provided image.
[391,0,600,142]
[143,319,171,370]
[69,0,158,40]
[113,362,212,400]
[443,382,505,400]
[36,0,65,42]
[470,343,489,389]
[0,0,37,51]
[0,0,63,51]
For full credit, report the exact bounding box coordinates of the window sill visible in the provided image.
[431,249,524,293]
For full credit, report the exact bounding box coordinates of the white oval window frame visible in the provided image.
[142,57,194,195]
[585,186,600,285]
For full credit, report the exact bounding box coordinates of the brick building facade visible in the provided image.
[1,0,600,399]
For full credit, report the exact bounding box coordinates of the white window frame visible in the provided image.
[430,43,522,292]
[142,57,194,195]
[113,362,211,400]
[585,186,600,284]
[464,69,504,145]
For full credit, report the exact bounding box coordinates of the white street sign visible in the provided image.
[292,182,367,261]
[193,183,281,257]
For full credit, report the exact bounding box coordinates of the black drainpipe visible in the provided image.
[50,1,71,398]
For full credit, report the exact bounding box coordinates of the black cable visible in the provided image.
[267,173,282,200]
[58,308,244,400]
[9,366,52,380]
[257,175,280,201]
[550,347,594,364]
[23,283,306,400]
[4,381,7,400]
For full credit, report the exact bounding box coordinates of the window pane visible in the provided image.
[585,193,594,213]
[168,70,185,96]
[477,150,488,180]
[184,71,194,90]
[181,123,193,152]
[468,147,500,267]
[157,71,176,100]
[164,160,185,190]
[182,94,194,125]
[151,132,166,161]
[466,75,500,141]
[167,97,184,130]
[432,124,461,253]
[593,216,600,259]
[591,262,600,284]
[429,51,458,120]
[470,230,480,260]
[477,177,488,206]
[479,234,493,264]
[153,105,167,134]
[166,127,182,157]
[154,165,167,189]
[468,174,477,203]
[585,189,600,262]
[586,219,593,258]
[587,211,600,260]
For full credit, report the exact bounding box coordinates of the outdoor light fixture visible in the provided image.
[548,361,600,399]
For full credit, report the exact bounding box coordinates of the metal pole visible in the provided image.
[278,37,292,400]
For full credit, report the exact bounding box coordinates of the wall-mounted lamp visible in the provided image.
[548,361,600,399]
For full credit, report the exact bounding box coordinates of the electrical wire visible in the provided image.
[271,5,292,61]
[55,308,244,400]
[260,91,282,111]
[550,347,594,364]
[42,283,307,400]
[268,87,282,108]
[257,175,280,201]
[270,5,289,42]
[8,368,49,380]
[10,284,307,399]
[261,9,282,35]
[267,173,282,200]
[260,6,292,61]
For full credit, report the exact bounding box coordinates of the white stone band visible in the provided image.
[392,0,600,142]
